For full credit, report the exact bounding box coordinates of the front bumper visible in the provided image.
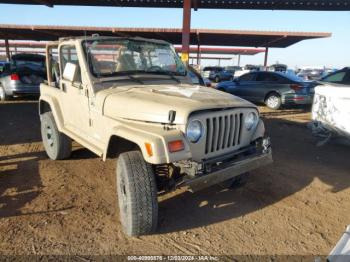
[183,137,273,192]
[282,94,313,105]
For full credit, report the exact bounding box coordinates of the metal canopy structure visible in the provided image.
[0,24,330,48]
[1,0,350,11]
[0,41,265,55]
[0,0,342,65]
[174,47,265,55]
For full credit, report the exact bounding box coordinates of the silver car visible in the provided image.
[0,54,46,101]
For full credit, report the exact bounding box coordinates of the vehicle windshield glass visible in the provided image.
[83,38,187,78]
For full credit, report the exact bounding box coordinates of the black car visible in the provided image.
[216,71,314,110]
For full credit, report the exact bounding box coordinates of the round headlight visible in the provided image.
[186,120,203,143]
[244,112,258,131]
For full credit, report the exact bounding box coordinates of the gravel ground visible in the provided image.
[0,100,349,256]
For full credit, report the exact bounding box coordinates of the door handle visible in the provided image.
[62,83,66,92]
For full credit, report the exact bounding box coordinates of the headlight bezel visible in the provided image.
[244,111,259,131]
[186,119,204,143]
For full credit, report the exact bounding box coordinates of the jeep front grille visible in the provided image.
[205,112,243,155]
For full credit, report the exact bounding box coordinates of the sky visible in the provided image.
[0,4,349,69]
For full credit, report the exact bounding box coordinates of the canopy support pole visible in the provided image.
[196,33,201,67]
[5,39,10,61]
[182,0,191,65]
[264,46,269,69]
[237,54,241,66]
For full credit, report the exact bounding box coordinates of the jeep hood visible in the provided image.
[100,85,255,124]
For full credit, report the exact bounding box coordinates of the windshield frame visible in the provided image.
[82,38,187,79]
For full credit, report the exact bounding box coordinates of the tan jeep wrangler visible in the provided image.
[39,36,272,236]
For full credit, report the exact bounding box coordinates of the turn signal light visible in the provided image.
[145,142,153,157]
[168,140,185,153]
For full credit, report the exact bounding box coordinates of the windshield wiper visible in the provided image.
[127,75,144,84]
[145,70,182,83]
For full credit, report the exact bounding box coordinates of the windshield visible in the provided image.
[83,39,187,78]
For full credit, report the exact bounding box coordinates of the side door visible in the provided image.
[227,72,257,101]
[59,44,91,136]
[253,72,283,102]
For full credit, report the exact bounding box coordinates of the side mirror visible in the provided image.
[63,62,78,82]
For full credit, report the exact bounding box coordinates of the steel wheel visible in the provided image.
[41,112,72,160]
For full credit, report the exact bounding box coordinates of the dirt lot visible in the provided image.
[0,100,349,256]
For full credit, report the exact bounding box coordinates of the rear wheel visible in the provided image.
[41,112,72,160]
[0,85,8,101]
[265,93,282,110]
[116,151,158,236]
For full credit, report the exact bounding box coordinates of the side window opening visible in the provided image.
[256,73,279,82]
[323,71,346,83]
[60,45,82,83]
[48,46,60,88]
[239,73,255,81]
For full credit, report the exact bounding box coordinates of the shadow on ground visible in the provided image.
[1,100,349,234]
[0,101,41,146]
[0,151,45,218]
[158,116,350,233]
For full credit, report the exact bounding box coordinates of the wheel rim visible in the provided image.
[267,96,279,108]
[46,124,54,147]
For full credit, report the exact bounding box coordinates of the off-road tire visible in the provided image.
[41,112,72,160]
[0,85,8,101]
[265,93,282,110]
[116,151,158,236]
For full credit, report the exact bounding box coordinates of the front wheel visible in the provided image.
[265,93,282,110]
[41,112,72,160]
[116,151,158,236]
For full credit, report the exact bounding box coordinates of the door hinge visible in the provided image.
[89,118,93,126]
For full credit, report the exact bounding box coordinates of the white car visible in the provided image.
[312,83,350,139]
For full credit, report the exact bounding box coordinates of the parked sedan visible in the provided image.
[216,71,314,110]
[0,54,46,101]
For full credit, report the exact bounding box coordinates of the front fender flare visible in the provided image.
[39,95,64,132]
[104,125,191,164]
